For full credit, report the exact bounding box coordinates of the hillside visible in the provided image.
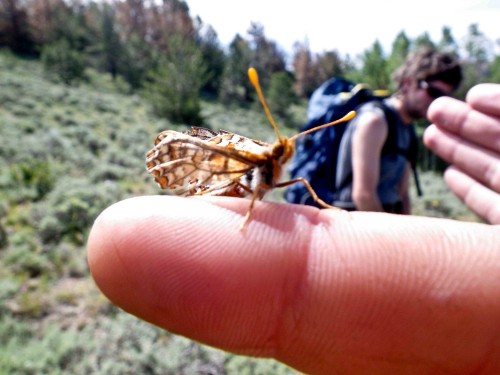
[0,51,478,374]
[0,51,300,374]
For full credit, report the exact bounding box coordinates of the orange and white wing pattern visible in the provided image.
[146,127,270,197]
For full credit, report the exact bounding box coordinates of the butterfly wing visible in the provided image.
[146,128,270,197]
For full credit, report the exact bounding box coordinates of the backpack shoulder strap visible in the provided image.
[376,101,423,197]
[372,101,397,151]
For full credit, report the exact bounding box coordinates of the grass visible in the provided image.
[0,50,480,375]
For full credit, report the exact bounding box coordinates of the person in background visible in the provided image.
[334,48,463,213]
[87,84,500,375]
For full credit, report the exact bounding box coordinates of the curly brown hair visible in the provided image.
[392,47,463,91]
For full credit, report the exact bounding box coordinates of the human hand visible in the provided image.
[88,196,500,375]
[425,84,500,224]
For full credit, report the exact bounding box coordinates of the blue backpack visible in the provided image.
[285,77,421,207]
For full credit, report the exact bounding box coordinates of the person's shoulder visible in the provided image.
[354,102,388,128]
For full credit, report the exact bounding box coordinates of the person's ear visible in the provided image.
[400,78,415,94]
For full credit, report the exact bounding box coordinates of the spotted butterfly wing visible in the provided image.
[146,127,271,197]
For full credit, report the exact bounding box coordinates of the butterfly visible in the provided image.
[146,68,355,229]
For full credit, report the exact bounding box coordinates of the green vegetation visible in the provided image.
[41,39,87,85]
[146,34,208,125]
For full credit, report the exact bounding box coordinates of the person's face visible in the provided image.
[403,79,454,120]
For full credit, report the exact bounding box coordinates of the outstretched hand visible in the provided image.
[425,83,500,224]
[88,195,500,375]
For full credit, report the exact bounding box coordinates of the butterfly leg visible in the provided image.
[276,178,342,210]
[239,183,267,230]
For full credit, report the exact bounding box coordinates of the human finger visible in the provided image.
[466,83,500,118]
[87,196,500,375]
[444,166,500,224]
[423,124,500,193]
[427,96,500,153]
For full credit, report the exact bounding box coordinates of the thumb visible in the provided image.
[87,196,500,375]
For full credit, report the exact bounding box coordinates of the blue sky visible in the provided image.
[186,0,500,57]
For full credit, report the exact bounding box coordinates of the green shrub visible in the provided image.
[145,35,208,124]
[49,243,88,278]
[4,232,50,277]
[85,68,131,94]
[34,179,122,245]
[0,317,86,374]
[90,164,129,183]
[0,49,18,70]
[267,71,296,120]
[62,126,109,156]
[9,160,55,202]
[41,40,86,85]
[0,222,7,249]
[38,215,65,245]
[0,282,21,316]
[0,202,7,248]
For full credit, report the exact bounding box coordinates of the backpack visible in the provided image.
[285,77,421,207]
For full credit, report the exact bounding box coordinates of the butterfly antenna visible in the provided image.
[248,68,283,141]
[289,111,356,142]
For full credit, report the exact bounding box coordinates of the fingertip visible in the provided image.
[427,96,457,124]
[466,83,500,115]
[86,198,161,314]
[423,123,440,150]
[87,196,177,278]
[86,199,126,284]
[427,96,445,120]
[442,166,467,196]
[85,196,325,353]
[87,196,227,315]
[466,83,499,103]
[443,165,461,181]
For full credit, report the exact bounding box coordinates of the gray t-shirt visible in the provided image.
[333,100,414,210]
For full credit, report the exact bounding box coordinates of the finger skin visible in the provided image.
[423,124,500,193]
[87,196,500,375]
[467,83,500,117]
[443,166,500,225]
[425,92,500,224]
[427,95,500,153]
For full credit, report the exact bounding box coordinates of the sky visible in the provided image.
[186,0,500,58]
